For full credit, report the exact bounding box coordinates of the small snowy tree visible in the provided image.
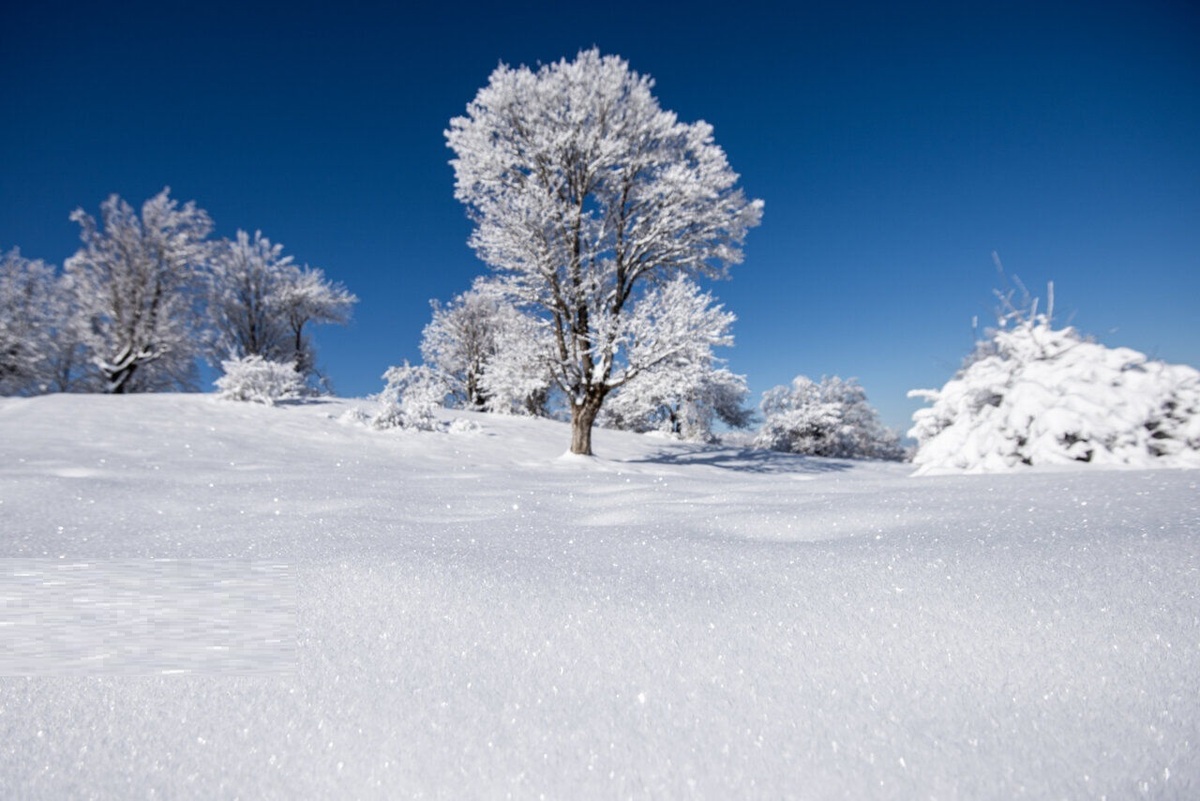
[372,362,449,431]
[214,355,305,405]
[275,265,357,381]
[603,365,751,441]
[599,279,751,440]
[447,49,762,454]
[0,248,59,395]
[209,231,356,389]
[209,230,294,363]
[909,287,1200,473]
[420,278,552,413]
[476,308,556,416]
[64,188,213,393]
[754,375,904,460]
[40,271,95,393]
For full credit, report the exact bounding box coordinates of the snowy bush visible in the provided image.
[447,417,482,435]
[754,375,905,460]
[372,362,448,431]
[909,316,1200,474]
[214,355,304,404]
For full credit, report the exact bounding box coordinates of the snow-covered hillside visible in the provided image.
[1,394,1197,799]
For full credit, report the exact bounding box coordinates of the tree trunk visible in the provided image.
[105,360,136,394]
[569,396,603,455]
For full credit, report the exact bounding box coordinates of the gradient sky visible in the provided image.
[3,0,1197,431]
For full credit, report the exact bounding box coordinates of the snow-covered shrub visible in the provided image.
[447,417,482,435]
[909,317,1200,474]
[597,278,752,441]
[214,355,305,404]
[372,362,448,431]
[754,375,905,460]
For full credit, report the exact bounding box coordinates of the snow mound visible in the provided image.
[910,319,1200,474]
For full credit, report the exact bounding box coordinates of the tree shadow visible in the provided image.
[274,397,341,408]
[629,446,856,475]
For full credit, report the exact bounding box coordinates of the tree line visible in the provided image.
[1,189,356,396]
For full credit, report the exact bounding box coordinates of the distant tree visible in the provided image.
[40,272,95,393]
[420,278,554,415]
[909,283,1200,473]
[476,308,556,417]
[447,49,762,455]
[0,248,57,395]
[64,188,213,393]
[599,278,752,441]
[209,230,295,364]
[275,265,357,381]
[603,365,751,441]
[755,375,905,460]
[209,230,355,387]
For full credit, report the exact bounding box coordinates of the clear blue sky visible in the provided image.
[3,0,1197,431]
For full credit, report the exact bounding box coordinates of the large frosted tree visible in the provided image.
[65,188,213,393]
[446,49,762,455]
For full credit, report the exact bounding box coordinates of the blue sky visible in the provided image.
[3,0,1197,431]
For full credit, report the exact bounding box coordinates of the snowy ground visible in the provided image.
[1,394,1197,799]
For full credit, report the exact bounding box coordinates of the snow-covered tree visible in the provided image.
[447,49,762,454]
[64,188,213,393]
[0,248,59,395]
[372,362,449,431]
[477,308,556,416]
[754,375,905,460]
[909,295,1200,473]
[275,265,356,381]
[39,272,95,393]
[209,230,295,363]
[420,277,552,413]
[599,279,751,440]
[214,354,305,405]
[602,364,751,441]
[209,230,356,388]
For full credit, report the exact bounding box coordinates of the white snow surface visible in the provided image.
[1,394,1197,799]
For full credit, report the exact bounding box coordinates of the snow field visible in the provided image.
[1,394,1197,798]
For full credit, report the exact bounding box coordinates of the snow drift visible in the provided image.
[1,393,1197,799]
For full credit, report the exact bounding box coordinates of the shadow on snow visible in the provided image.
[629,446,856,475]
